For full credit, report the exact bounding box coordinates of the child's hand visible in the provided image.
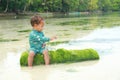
[50,36,57,41]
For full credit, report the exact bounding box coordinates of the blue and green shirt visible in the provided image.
[29,30,50,54]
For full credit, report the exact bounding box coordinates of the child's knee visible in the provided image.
[29,51,35,57]
[43,50,48,55]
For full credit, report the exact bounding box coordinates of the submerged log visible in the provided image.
[20,48,99,66]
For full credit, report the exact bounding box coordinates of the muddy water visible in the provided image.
[0,14,120,80]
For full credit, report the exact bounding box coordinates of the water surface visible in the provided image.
[0,13,120,80]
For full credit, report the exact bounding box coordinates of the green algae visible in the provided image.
[0,38,19,42]
[17,29,31,33]
[20,48,99,66]
[47,41,69,46]
[57,20,89,26]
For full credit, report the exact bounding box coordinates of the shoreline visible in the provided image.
[0,11,119,18]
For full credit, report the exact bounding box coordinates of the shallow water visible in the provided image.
[0,13,120,80]
[0,27,120,80]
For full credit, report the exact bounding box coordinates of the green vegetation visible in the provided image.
[17,29,31,33]
[74,27,89,30]
[63,33,71,36]
[0,0,119,14]
[47,40,69,46]
[58,20,89,26]
[74,27,82,30]
[0,38,19,42]
[20,48,99,66]
[58,30,69,31]
[56,16,120,29]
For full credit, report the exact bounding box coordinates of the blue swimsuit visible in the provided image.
[29,30,50,54]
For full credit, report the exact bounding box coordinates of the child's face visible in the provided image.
[34,21,44,32]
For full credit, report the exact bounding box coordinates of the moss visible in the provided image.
[47,41,69,46]
[11,39,19,41]
[17,29,31,33]
[0,38,19,42]
[20,48,99,66]
[74,27,81,30]
[63,33,71,36]
[57,20,89,26]
[20,51,29,66]
[58,30,69,31]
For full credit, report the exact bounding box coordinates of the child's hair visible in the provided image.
[30,15,44,27]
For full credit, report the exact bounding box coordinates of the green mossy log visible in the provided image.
[20,48,99,66]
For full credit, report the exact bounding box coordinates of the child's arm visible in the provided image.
[41,32,57,42]
[30,33,49,42]
[30,33,56,42]
[41,36,50,42]
[41,36,57,42]
[42,36,57,48]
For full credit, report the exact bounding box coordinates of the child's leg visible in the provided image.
[43,50,50,65]
[28,51,35,67]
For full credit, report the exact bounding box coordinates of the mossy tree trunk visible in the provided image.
[20,48,99,66]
